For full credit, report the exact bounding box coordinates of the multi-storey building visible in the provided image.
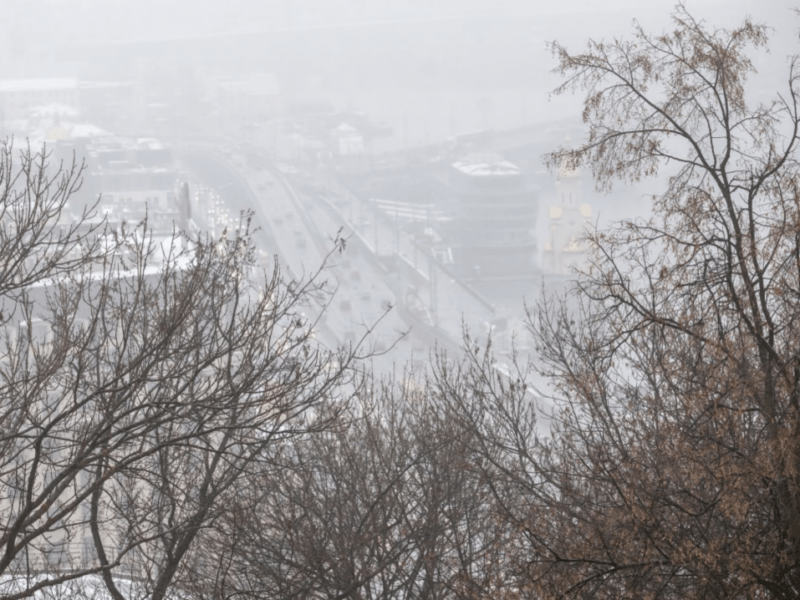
[216,73,280,123]
[54,135,187,230]
[0,78,79,120]
[444,153,538,279]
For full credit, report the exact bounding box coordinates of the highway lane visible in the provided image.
[175,146,343,352]
[177,143,429,374]
[244,155,429,374]
[299,165,499,353]
[172,135,556,438]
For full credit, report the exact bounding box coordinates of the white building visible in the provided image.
[332,122,365,156]
[0,78,79,120]
[216,73,280,122]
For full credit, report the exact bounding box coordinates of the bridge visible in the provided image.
[333,120,575,197]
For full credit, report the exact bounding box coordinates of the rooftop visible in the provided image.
[452,153,521,177]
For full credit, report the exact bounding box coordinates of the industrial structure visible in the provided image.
[443,153,538,279]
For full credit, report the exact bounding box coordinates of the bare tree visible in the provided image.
[193,356,520,600]
[0,141,367,600]
[453,6,800,600]
[194,378,429,600]
[0,140,105,299]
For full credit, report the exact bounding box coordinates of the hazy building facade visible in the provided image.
[445,153,537,278]
[51,135,187,232]
[216,73,280,122]
[0,78,79,120]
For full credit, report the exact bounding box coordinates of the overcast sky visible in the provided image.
[3,0,795,42]
[1,0,795,149]
[1,0,797,301]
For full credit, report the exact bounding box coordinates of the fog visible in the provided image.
[1,0,796,370]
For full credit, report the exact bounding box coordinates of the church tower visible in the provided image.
[543,143,593,275]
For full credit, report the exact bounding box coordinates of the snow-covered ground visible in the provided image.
[0,574,161,600]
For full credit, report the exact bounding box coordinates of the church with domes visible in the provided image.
[543,149,593,275]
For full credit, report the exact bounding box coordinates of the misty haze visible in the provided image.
[2,0,800,598]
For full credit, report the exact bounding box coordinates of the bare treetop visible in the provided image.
[545,5,784,194]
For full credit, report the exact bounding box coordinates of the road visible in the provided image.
[176,142,434,375]
[295,164,503,353]
[173,137,560,435]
